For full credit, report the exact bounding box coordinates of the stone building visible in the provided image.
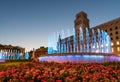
[57,11,120,55]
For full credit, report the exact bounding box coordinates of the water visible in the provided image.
[25,52,29,59]
[47,26,113,63]
[51,27,111,54]
[73,28,77,52]
[0,49,29,60]
[48,37,54,54]
[85,28,89,52]
[0,59,5,62]
[80,27,84,52]
[39,55,120,63]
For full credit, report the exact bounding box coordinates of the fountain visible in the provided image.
[54,27,111,54]
[0,49,29,61]
[43,27,120,63]
[25,52,29,59]
[39,55,120,63]
[73,28,77,53]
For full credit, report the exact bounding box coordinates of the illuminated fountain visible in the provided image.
[0,50,22,60]
[0,49,29,61]
[41,27,120,63]
[48,27,111,54]
[39,55,120,63]
[25,52,29,59]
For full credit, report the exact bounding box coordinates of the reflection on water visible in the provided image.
[39,55,120,63]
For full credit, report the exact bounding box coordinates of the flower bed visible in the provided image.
[0,61,120,82]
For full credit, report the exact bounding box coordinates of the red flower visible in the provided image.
[0,71,5,76]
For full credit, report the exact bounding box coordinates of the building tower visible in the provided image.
[74,11,90,52]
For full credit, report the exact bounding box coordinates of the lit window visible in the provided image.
[112,48,114,53]
[116,41,120,45]
[96,50,99,53]
[117,47,120,52]
[111,42,114,46]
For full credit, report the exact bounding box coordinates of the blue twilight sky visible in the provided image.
[0,0,120,51]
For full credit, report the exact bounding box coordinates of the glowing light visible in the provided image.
[101,44,103,47]
[5,51,7,55]
[92,46,95,48]
[117,47,120,52]
[116,41,120,45]
[106,44,108,46]
[95,50,99,53]
[112,48,114,53]
[111,42,114,46]
[39,55,120,63]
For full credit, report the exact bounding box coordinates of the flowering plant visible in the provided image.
[0,61,120,81]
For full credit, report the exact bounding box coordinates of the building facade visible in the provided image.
[57,11,120,55]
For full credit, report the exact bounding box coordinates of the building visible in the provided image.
[34,46,47,58]
[57,11,120,55]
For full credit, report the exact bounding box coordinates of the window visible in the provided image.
[115,26,118,30]
[111,38,113,40]
[105,30,107,32]
[116,36,119,39]
[117,47,120,52]
[116,41,120,45]
[116,31,118,34]
[112,48,114,52]
[110,28,112,31]
[111,42,114,46]
[110,33,112,36]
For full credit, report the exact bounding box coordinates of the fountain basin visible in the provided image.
[39,55,120,63]
[0,59,5,62]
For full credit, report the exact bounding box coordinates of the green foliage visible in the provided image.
[6,59,32,62]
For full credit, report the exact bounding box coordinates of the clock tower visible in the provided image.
[74,11,90,52]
